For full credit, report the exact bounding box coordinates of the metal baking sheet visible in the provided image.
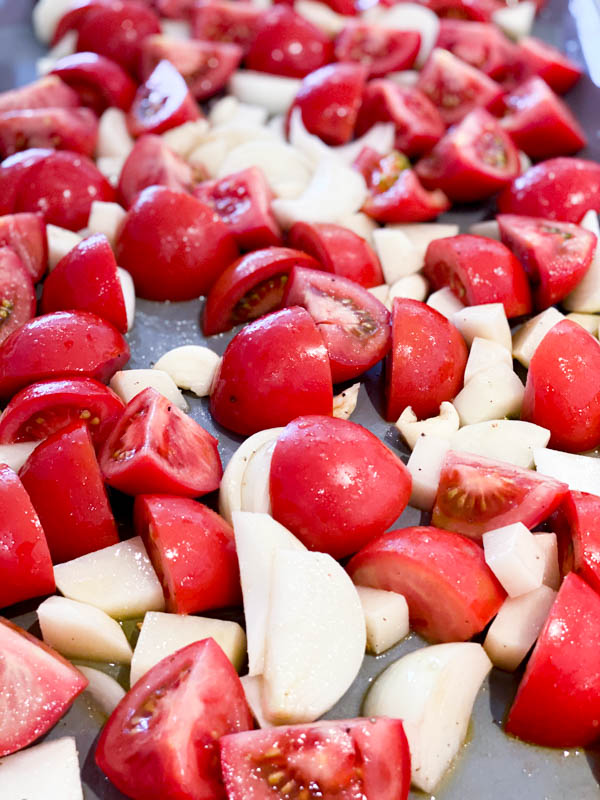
[1,1,600,797]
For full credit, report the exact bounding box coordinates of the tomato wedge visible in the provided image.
[118,134,195,209]
[96,638,253,800]
[0,247,36,347]
[347,526,505,643]
[519,36,582,95]
[0,617,88,757]
[0,212,47,283]
[220,718,411,800]
[128,59,201,138]
[0,107,98,159]
[436,19,522,85]
[49,51,137,113]
[281,267,391,383]
[191,0,263,53]
[100,387,222,497]
[550,491,600,594]
[432,451,569,539]
[0,74,78,112]
[0,147,54,216]
[335,23,421,78]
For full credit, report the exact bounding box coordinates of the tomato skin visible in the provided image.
[0,464,54,609]
[128,60,201,138]
[519,36,582,95]
[497,157,600,223]
[363,161,450,224]
[116,185,239,301]
[347,526,505,643]
[435,19,522,85]
[190,0,263,53]
[432,450,569,539]
[423,234,532,318]
[506,573,600,748]
[220,718,411,800]
[0,617,88,757]
[334,23,420,79]
[282,267,391,383]
[118,134,195,209]
[96,638,253,800]
[49,52,137,113]
[385,298,467,422]
[522,320,600,453]
[0,148,54,216]
[415,108,520,203]
[549,491,600,595]
[134,494,241,614]
[419,0,503,20]
[0,377,125,447]
[0,212,47,283]
[19,422,119,565]
[270,415,411,559]
[497,214,596,310]
[41,233,128,332]
[0,107,98,159]
[0,310,130,399]
[203,247,321,336]
[0,74,79,113]
[245,6,333,79]
[0,247,36,347]
[210,307,333,436]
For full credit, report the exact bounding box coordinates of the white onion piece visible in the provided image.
[46,225,82,271]
[512,307,564,367]
[334,123,395,163]
[376,3,440,67]
[241,675,275,729]
[453,365,525,426]
[153,345,221,397]
[387,69,420,88]
[534,447,600,495]
[79,667,126,717]
[161,119,210,158]
[0,442,38,472]
[289,108,332,164]
[87,201,126,249]
[464,336,513,383]
[407,435,451,511]
[240,438,277,514]
[396,402,460,450]
[368,284,391,310]
[451,303,512,351]
[295,0,351,35]
[271,157,367,228]
[0,736,83,800]
[228,70,302,115]
[564,211,600,312]
[117,268,136,332]
[96,108,134,159]
[32,0,74,42]
[36,32,77,75]
[219,139,313,199]
[189,122,278,177]
[333,382,360,420]
[427,286,464,319]
[110,369,188,411]
[483,522,545,597]
[372,228,421,283]
[357,586,410,655]
[389,273,429,303]
[492,1,536,40]
[451,420,550,470]
[469,219,500,240]
[267,114,287,140]
[336,212,378,244]
[160,19,192,39]
[565,312,600,335]
[209,96,267,128]
[96,156,126,188]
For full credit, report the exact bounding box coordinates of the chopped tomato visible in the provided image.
[432,451,569,538]
[49,51,137,113]
[420,0,503,21]
[347,526,505,643]
[128,59,201,138]
[0,212,47,283]
[0,247,36,347]
[436,19,522,85]
[0,107,98,159]
[0,148,54,216]
[334,23,420,78]
[0,74,78,113]
[550,491,600,594]
[519,36,582,95]
[118,134,195,209]
[190,0,263,53]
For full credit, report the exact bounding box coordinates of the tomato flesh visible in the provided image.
[0,247,36,347]
[118,133,195,209]
[335,23,420,79]
[0,107,98,159]
[191,0,263,53]
[128,59,201,138]
[49,51,137,113]
[0,74,78,112]
[550,491,600,594]
[519,36,582,95]
[0,211,47,283]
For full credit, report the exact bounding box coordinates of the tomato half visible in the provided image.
[521,320,600,453]
[210,307,333,435]
[0,377,125,447]
[270,415,411,559]
[191,0,263,53]
[432,450,569,538]
[423,234,532,318]
[385,298,467,422]
[335,23,421,79]
[100,387,222,497]
[134,494,241,614]
[49,51,137,113]
[220,718,411,800]
[203,247,321,336]
[0,211,47,283]
[0,310,130,399]
[0,617,87,756]
[0,464,54,609]
[550,491,600,595]
[96,638,253,800]
[0,247,36,347]
[128,60,201,138]
[282,267,391,383]
[347,526,505,643]
[506,573,600,748]
[0,107,98,159]
[118,133,195,209]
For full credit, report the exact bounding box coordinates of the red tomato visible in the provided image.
[334,23,420,79]
[193,167,282,252]
[19,422,119,565]
[245,6,333,78]
[423,234,532,318]
[497,157,600,223]
[128,60,201,138]
[415,108,520,203]
[282,267,391,383]
[140,35,243,102]
[0,107,98,159]
[118,134,195,209]
[355,82,445,159]
[0,148,54,216]
[190,0,263,53]
[96,639,253,800]
[50,51,137,113]
[416,47,503,126]
[100,387,222,496]
[500,77,587,160]
[519,36,582,95]
[211,307,332,435]
[270,415,411,559]
[0,617,88,756]
[420,0,503,20]
[522,320,600,453]
[203,247,321,335]
[506,573,600,747]
[14,150,115,231]
[288,63,366,146]
[0,247,36,347]
[347,526,505,643]
[157,0,196,18]
[220,718,411,800]
[288,222,383,287]
[385,298,467,422]
[550,491,600,594]
[432,451,569,538]
[0,464,54,609]
[361,152,450,223]
[41,234,128,332]
[134,494,241,613]
[0,212,47,283]
[0,310,130,399]
[116,185,239,301]
[0,377,125,447]
[436,19,522,84]
[497,214,596,310]
[0,74,79,113]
